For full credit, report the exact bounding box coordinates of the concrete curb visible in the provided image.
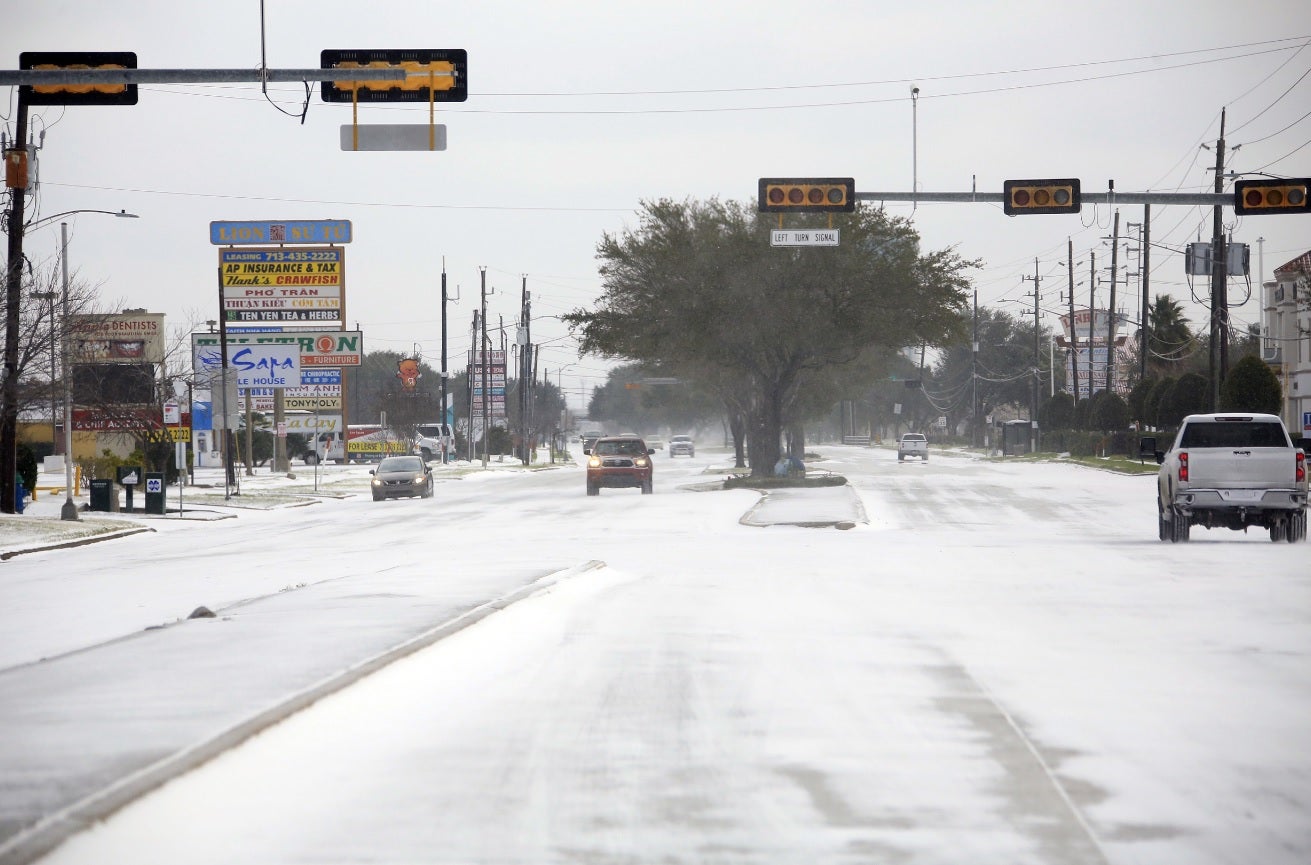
[0,527,157,561]
[0,560,606,865]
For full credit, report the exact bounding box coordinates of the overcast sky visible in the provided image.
[4,1,1309,409]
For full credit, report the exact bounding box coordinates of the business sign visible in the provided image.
[192,331,362,376]
[220,247,344,323]
[282,414,342,435]
[770,229,840,247]
[210,220,352,246]
[1303,411,1310,436]
[229,344,302,389]
[69,312,166,364]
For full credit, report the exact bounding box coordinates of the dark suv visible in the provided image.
[586,435,655,495]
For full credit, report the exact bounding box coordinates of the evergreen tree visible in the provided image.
[1219,354,1282,414]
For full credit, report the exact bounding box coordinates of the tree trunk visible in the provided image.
[728,411,747,468]
[746,385,784,477]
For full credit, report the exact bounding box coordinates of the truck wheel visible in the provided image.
[1171,511,1190,542]
[641,479,653,494]
[1270,522,1286,542]
[304,453,319,466]
[586,483,599,496]
[898,454,904,461]
[1158,502,1170,542]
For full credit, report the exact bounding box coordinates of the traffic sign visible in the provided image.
[770,229,840,247]
[340,124,447,151]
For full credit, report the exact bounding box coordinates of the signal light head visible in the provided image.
[1003,178,1081,216]
[1234,178,1311,215]
[758,178,856,213]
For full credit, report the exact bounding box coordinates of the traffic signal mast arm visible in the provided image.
[0,68,410,86]
[853,190,1235,207]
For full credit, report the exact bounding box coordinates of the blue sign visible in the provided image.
[1303,411,1310,435]
[210,220,352,245]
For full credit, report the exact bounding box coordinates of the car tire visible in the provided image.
[372,494,384,502]
[1157,500,1170,541]
[641,479,653,494]
[586,483,599,496]
[304,453,319,466]
[1171,511,1190,542]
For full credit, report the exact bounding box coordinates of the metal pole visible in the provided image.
[217,267,233,500]
[59,223,78,520]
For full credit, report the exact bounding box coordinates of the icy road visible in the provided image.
[5,446,1307,865]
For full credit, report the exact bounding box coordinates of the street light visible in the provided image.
[53,211,139,519]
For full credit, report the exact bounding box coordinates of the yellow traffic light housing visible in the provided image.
[1234,178,1310,215]
[1003,179,1081,215]
[321,49,468,103]
[19,52,138,106]
[758,178,856,213]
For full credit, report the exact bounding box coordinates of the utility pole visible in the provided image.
[479,267,490,469]
[1067,239,1079,405]
[1106,208,1121,395]
[1209,108,1228,410]
[972,291,979,448]
[518,275,531,466]
[1088,252,1097,398]
[1,92,30,513]
[1021,258,1042,451]
[440,259,448,462]
[1140,204,1151,382]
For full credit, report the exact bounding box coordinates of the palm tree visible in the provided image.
[1146,294,1195,377]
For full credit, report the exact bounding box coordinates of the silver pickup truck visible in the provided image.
[1151,412,1308,543]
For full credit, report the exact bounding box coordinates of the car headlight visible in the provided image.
[634,458,648,467]
[414,474,426,483]
[588,457,601,468]
[371,478,382,487]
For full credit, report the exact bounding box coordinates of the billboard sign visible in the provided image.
[220,247,344,323]
[210,220,352,245]
[70,312,166,364]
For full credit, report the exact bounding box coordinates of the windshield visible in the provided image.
[378,457,424,472]
[594,439,647,456]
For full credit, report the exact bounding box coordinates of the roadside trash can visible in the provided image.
[14,478,24,514]
[89,478,119,512]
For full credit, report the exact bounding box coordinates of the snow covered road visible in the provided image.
[5,447,1308,864]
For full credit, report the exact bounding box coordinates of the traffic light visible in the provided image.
[1002,178,1081,216]
[19,52,138,106]
[1234,178,1310,215]
[321,49,468,103]
[758,178,856,213]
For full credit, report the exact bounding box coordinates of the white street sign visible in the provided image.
[770,229,840,247]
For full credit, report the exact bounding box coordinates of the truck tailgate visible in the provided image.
[1186,449,1297,488]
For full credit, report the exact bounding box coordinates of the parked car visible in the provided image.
[668,434,695,457]
[369,455,434,501]
[580,430,604,454]
[586,434,655,495]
